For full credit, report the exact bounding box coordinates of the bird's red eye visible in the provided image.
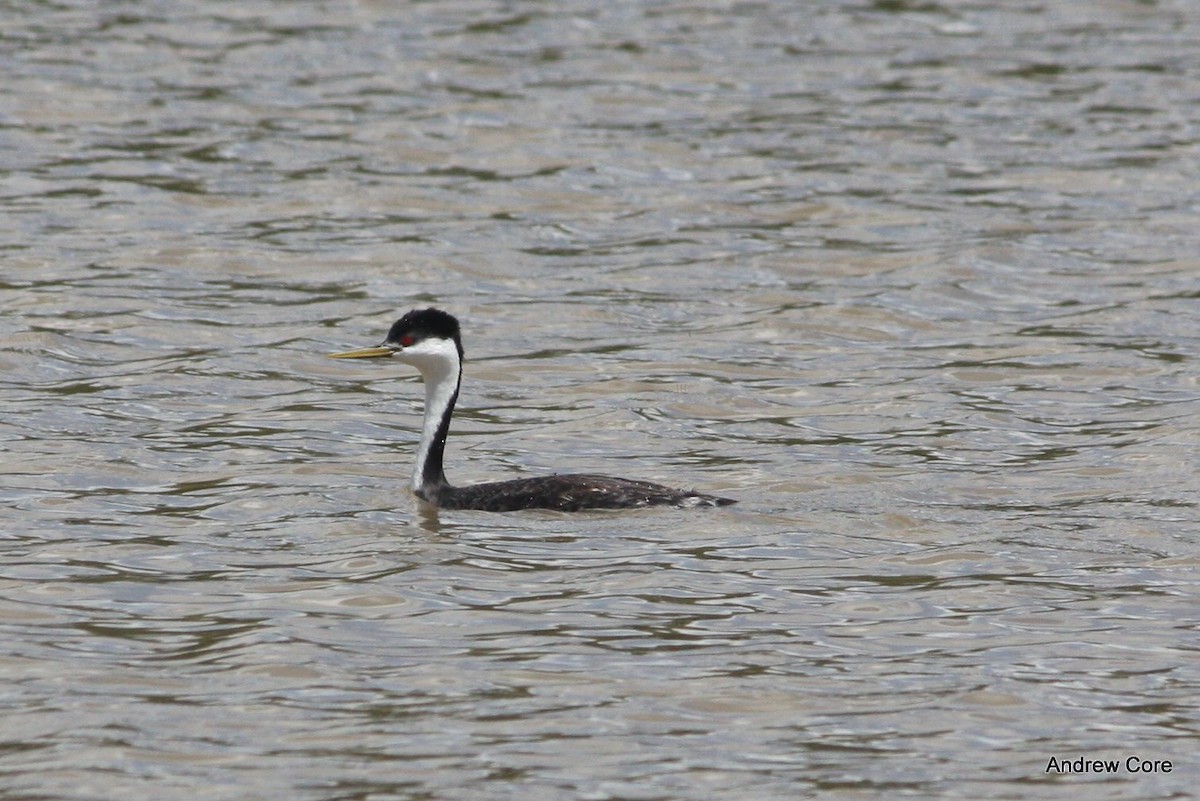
[399,334,415,347]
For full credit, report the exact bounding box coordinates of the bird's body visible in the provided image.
[423,473,729,512]
[330,308,735,513]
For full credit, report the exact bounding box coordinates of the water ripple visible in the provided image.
[3,1,1198,799]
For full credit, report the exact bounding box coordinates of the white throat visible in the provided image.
[395,338,462,495]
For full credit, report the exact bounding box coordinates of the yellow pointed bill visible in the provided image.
[328,346,394,359]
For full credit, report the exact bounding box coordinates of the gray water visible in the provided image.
[2,2,1198,799]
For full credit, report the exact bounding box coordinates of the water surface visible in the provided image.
[2,2,1198,799]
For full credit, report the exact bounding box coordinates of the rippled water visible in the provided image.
[3,2,1198,799]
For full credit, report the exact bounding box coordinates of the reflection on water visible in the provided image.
[2,1,1197,799]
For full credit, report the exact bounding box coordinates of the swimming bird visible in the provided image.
[329,308,735,512]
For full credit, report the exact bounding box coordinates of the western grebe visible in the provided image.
[329,308,736,512]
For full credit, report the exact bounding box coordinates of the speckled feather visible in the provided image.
[420,473,735,512]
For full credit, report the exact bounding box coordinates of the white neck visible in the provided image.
[397,338,462,496]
